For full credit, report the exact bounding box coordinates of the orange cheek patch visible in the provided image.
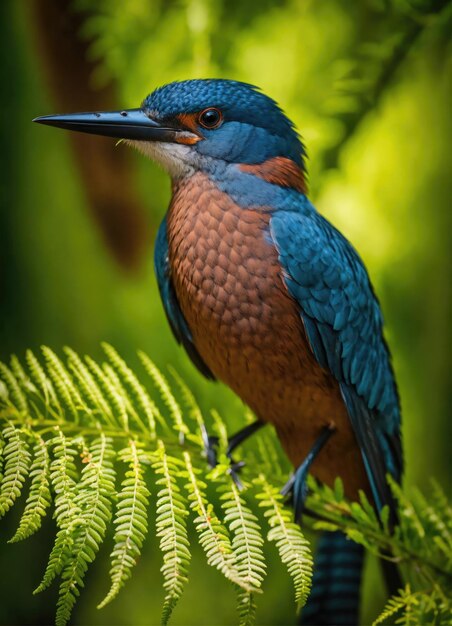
[175,113,203,144]
[176,134,202,145]
[240,157,307,194]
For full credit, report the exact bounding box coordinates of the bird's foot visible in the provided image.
[202,431,245,488]
[203,430,220,469]
[281,424,336,522]
[201,420,264,490]
[281,462,310,522]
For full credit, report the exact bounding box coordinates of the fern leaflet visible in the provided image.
[0,363,28,412]
[152,440,190,625]
[139,352,188,442]
[102,343,157,437]
[255,475,312,608]
[64,347,115,426]
[98,439,150,608]
[41,347,83,420]
[182,451,248,588]
[56,434,116,626]
[0,424,31,517]
[10,434,51,542]
[220,478,266,626]
[35,429,81,593]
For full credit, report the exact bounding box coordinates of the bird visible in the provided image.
[34,79,403,625]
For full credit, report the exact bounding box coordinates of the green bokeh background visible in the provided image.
[0,0,450,624]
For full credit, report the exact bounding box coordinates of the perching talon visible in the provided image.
[281,424,336,522]
[201,421,264,482]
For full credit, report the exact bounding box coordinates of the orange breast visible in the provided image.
[166,173,369,498]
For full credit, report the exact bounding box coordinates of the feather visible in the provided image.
[270,207,402,518]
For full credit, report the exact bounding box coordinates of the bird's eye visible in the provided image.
[198,108,223,129]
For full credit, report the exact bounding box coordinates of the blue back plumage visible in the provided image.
[269,198,402,515]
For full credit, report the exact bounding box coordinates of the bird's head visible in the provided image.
[34,79,306,189]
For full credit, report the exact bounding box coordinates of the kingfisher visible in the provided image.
[34,79,402,625]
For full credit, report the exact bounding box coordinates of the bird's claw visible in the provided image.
[201,425,246,488]
[227,460,246,490]
[281,425,336,523]
[205,434,219,468]
[281,466,309,522]
[201,424,218,467]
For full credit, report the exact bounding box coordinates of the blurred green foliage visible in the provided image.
[0,0,450,624]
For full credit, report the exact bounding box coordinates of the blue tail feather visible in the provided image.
[300,531,364,626]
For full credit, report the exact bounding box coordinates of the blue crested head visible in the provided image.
[141,79,305,169]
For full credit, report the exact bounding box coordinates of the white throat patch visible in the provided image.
[127,140,196,179]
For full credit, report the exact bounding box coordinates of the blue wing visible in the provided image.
[154,218,215,380]
[270,204,402,514]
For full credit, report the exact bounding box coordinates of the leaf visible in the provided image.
[98,440,150,608]
[35,429,80,594]
[139,352,187,441]
[0,424,31,517]
[25,349,58,407]
[182,450,248,589]
[220,477,266,626]
[41,347,83,420]
[64,347,115,426]
[85,356,129,430]
[9,434,51,542]
[0,363,28,413]
[56,434,116,626]
[102,344,158,436]
[255,475,312,608]
[152,440,190,625]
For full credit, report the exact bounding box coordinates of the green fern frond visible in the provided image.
[0,431,5,484]
[236,590,257,626]
[222,480,266,590]
[56,434,116,626]
[9,434,51,542]
[85,355,129,430]
[373,584,413,625]
[98,439,150,609]
[10,354,33,391]
[103,363,139,431]
[168,367,205,436]
[220,478,266,625]
[211,409,229,453]
[0,363,28,412]
[102,343,158,437]
[255,475,312,608]
[182,450,248,589]
[139,352,188,442]
[0,424,31,517]
[35,429,81,593]
[41,347,82,421]
[413,488,452,560]
[388,475,426,546]
[64,347,114,425]
[26,349,58,407]
[372,585,427,626]
[152,440,190,625]
[430,479,452,531]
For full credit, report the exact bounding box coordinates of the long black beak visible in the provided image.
[32,108,186,142]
